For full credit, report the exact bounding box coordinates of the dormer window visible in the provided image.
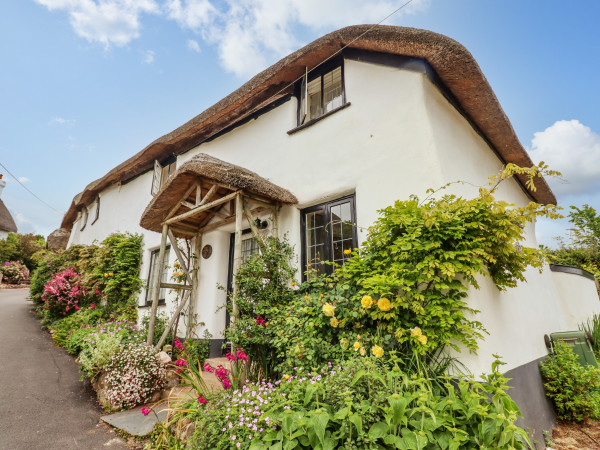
[297,59,346,127]
[151,157,177,196]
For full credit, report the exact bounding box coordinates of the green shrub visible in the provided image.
[186,355,530,449]
[78,334,123,378]
[0,261,29,284]
[581,314,600,358]
[540,341,600,421]
[50,306,106,349]
[141,312,173,347]
[0,232,45,271]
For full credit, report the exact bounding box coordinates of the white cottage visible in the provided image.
[57,25,599,441]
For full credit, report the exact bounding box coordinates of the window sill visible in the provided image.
[139,300,166,308]
[287,102,351,135]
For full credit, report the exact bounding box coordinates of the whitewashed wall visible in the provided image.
[551,269,600,330]
[67,57,586,373]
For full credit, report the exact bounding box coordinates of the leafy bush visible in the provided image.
[29,245,85,306]
[0,232,45,271]
[141,312,173,348]
[91,233,143,313]
[104,343,167,409]
[0,261,29,284]
[540,341,600,421]
[42,269,88,319]
[78,334,123,379]
[50,306,106,350]
[185,355,530,449]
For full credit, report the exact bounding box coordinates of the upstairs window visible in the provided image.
[298,60,346,126]
[151,158,177,196]
[301,195,357,280]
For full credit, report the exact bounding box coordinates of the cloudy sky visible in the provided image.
[1,0,599,247]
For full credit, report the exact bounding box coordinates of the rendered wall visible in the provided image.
[550,267,600,330]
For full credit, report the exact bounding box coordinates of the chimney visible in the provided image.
[0,174,5,198]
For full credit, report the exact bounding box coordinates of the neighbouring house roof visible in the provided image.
[140,153,297,236]
[61,25,556,231]
[0,199,17,233]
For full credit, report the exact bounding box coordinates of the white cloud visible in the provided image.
[17,177,30,184]
[143,49,155,63]
[528,120,600,197]
[166,0,430,77]
[49,117,75,125]
[35,0,159,47]
[15,213,32,225]
[187,39,201,53]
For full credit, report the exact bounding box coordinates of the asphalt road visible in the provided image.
[0,288,128,450]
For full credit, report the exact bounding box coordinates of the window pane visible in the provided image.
[242,237,259,263]
[307,78,321,120]
[147,248,170,303]
[323,67,343,113]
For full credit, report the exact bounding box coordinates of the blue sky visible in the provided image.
[1,0,599,247]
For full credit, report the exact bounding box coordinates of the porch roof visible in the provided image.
[139,153,297,237]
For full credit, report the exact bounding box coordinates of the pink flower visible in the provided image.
[255,316,265,326]
[226,351,236,361]
[75,305,80,311]
[95,290,101,295]
[197,395,207,404]
[236,349,247,361]
[174,339,184,350]
[141,406,151,416]
[203,363,215,374]
[175,358,188,367]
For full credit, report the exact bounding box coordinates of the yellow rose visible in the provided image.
[174,261,180,268]
[372,345,384,358]
[361,295,373,308]
[284,374,290,380]
[104,273,108,278]
[417,335,428,346]
[344,249,352,255]
[378,298,391,311]
[353,341,361,351]
[330,317,339,328]
[322,303,336,317]
[291,282,296,286]
[109,272,114,277]
[410,327,422,337]
[359,346,366,356]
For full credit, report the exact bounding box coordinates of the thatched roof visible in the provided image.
[140,153,297,236]
[0,199,17,233]
[61,25,556,231]
[47,228,71,250]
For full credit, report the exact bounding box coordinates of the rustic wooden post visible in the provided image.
[232,193,243,320]
[186,233,202,338]
[147,223,169,346]
[154,289,190,351]
[272,205,280,238]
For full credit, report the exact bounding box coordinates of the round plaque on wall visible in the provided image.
[202,245,212,259]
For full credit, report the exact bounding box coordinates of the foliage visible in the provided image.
[546,204,600,279]
[49,306,106,350]
[141,312,173,348]
[540,341,600,421]
[225,236,297,380]
[42,269,89,319]
[0,232,45,271]
[184,355,530,449]
[0,260,29,284]
[173,331,212,369]
[29,245,85,306]
[78,334,123,379]
[104,343,167,409]
[581,314,600,358]
[93,232,144,311]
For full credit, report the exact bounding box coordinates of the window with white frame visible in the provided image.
[151,159,177,196]
[144,246,171,306]
[298,60,346,126]
[301,195,357,280]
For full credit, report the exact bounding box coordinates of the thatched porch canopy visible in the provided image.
[140,154,297,238]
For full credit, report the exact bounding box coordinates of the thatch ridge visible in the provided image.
[47,228,71,250]
[61,25,556,230]
[0,198,17,233]
[140,153,297,234]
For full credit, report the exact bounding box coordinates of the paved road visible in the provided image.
[0,288,128,450]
